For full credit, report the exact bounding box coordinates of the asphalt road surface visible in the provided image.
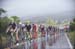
[5,32,73,49]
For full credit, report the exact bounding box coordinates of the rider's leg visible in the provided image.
[10,29,14,42]
[15,29,19,44]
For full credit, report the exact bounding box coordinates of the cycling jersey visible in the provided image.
[40,25,45,32]
[48,26,52,31]
[32,24,37,32]
[25,24,31,32]
[9,22,16,29]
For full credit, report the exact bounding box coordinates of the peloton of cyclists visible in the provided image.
[6,20,59,46]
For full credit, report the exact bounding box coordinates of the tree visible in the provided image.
[0,17,10,33]
[46,17,57,26]
[70,17,75,31]
[62,20,70,26]
[10,16,20,23]
[73,18,75,22]
[0,8,8,33]
[0,8,6,16]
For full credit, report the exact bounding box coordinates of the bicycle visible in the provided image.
[6,31,16,48]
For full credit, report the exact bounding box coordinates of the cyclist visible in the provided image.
[21,23,26,40]
[40,24,46,37]
[6,21,19,45]
[32,24,38,39]
[25,22,32,40]
[18,22,26,41]
[39,24,46,49]
[47,26,52,37]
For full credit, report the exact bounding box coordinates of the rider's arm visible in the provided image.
[16,28,19,41]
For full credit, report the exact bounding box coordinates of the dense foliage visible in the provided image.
[70,18,75,31]
[0,8,20,34]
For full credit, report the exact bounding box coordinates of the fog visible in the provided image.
[0,0,75,20]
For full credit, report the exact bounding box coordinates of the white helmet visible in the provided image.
[19,22,22,25]
[21,24,25,27]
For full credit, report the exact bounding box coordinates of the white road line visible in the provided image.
[65,33,73,49]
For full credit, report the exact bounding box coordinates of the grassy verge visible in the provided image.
[0,33,8,47]
[68,31,75,49]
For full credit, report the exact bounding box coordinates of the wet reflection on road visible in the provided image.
[4,31,60,49]
[12,34,59,49]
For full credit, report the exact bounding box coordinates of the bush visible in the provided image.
[68,31,75,49]
[70,22,75,31]
[70,18,75,31]
[0,17,10,33]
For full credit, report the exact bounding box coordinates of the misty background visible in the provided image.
[0,0,75,23]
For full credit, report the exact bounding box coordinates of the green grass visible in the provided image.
[0,33,8,45]
[68,31,75,49]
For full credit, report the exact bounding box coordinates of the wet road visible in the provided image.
[46,33,73,49]
[5,32,72,49]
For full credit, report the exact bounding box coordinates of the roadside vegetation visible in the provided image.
[68,17,75,49]
[0,8,20,48]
